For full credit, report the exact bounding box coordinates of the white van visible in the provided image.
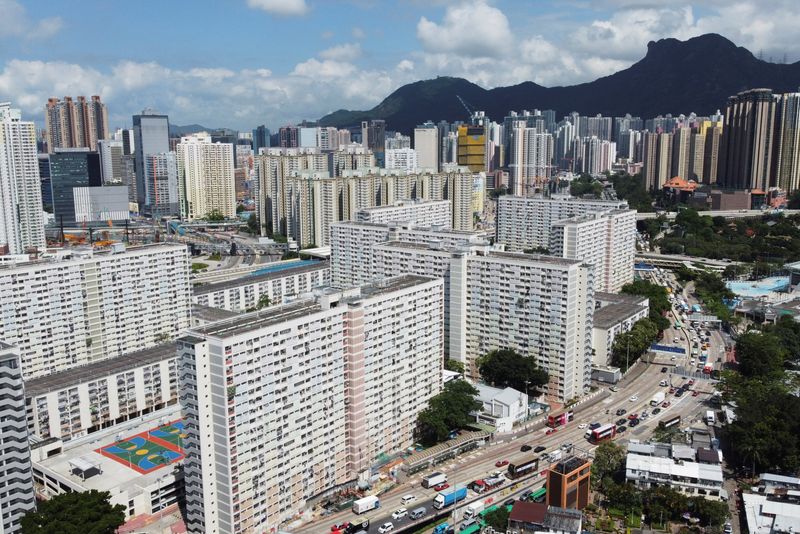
[400,495,416,506]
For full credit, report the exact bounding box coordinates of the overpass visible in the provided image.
[634,252,741,272]
[636,209,800,221]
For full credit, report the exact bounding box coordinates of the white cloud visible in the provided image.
[319,43,362,62]
[396,59,415,72]
[0,0,62,39]
[246,0,308,16]
[417,1,512,58]
[352,27,366,39]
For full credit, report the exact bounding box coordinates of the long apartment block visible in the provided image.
[179,275,444,534]
[0,243,191,379]
[192,260,330,312]
[356,198,451,227]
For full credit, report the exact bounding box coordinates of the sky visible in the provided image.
[1,0,798,131]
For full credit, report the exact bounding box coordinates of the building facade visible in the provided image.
[177,133,236,220]
[179,275,444,534]
[414,122,439,171]
[44,96,109,153]
[356,199,451,227]
[132,110,170,212]
[97,139,124,184]
[49,149,102,225]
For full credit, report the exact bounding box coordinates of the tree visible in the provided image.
[523,246,550,255]
[689,496,729,526]
[21,490,125,534]
[247,213,259,235]
[610,318,660,370]
[643,486,688,524]
[415,380,481,446]
[604,481,642,514]
[477,349,549,394]
[444,359,465,374]
[483,506,510,531]
[736,332,786,379]
[205,209,225,222]
[591,441,626,491]
[621,280,671,332]
[236,204,245,213]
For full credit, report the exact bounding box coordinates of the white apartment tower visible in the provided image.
[0,103,46,254]
[180,275,444,534]
[0,244,191,379]
[97,139,124,184]
[385,148,418,171]
[414,123,439,171]
[509,121,554,196]
[357,199,451,227]
[177,132,236,220]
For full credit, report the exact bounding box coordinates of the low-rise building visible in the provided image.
[473,383,528,433]
[625,442,725,499]
[591,292,650,366]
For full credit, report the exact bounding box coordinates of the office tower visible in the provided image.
[550,209,636,293]
[279,126,299,148]
[509,121,554,196]
[414,122,439,171]
[0,243,190,379]
[44,95,109,152]
[176,133,236,220]
[579,137,616,175]
[143,152,180,219]
[49,149,102,225]
[774,92,800,192]
[356,199,451,226]
[0,103,46,254]
[180,275,444,534]
[719,88,778,190]
[0,343,36,533]
[38,154,52,211]
[385,148,418,171]
[121,154,137,203]
[298,127,318,148]
[385,132,411,150]
[547,457,592,510]
[113,127,135,155]
[457,124,487,172]
[252,125,270,154]
[495,195,629,252]
[132,110,170,211]
[97,139,124,184]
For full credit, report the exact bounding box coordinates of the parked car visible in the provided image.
[627,413,638,420]
[616,408,627,416]
[662,401,671,408]
[661,367,668,373]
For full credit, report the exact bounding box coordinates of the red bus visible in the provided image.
[547,409,574,428]
[588,423,616,444]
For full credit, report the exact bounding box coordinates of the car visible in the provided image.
[578,423,588,429]
[392,509,407,520]
[671,355,677,361]
[609,386,619,392]
[723,523,733,534]
[629,395,638,402]
[640,411,649,419]
[616,408,627,416]
[561,443,573,452]
[546,428,557,435]
[534,446,547,453]
[495,460,509,467]
[434,483,449,491]
[661,366,668,373]
[378,522,394,533]
[692,390,700,397]
[521,445,532,452]
[662,401,671,408]
[630,419,640,427]
[652,407,661,415]
[627,413,638,420]
[675,390,684,398]
[669,387,676,394]
[673,337,680,343]
[616,418,627,426]
[616,426,627,433]
[332,523,351,532]
[504,498,516,506]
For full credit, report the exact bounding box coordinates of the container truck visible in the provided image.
[352,496,380,514]
[463,501,485,520]
[433,486,467,509]
[422,472,447,488]
[651,391,665,406]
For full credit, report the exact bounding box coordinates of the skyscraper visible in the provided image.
[509,121,554,195]
[44,95,109,152]
[98,139,124,184]
[279,126,299,148]
[414,121,439,171]
[718,88,778,190]
[133,110,170,215]
[49,149,102,226]
[774,92,800,193]
[0,103,46,254]
[700,121,723,185]
[579,136,616,175]
[143,152,180,219]
[252,125,271,154]
[457,124,487,172]
[671,127,692,180]
[176,133,236,220]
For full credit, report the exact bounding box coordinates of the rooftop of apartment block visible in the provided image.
[0,243,187,272]
[593,302,649,329]
[192,260,329,295]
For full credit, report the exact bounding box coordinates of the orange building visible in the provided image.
[546,456,592,510]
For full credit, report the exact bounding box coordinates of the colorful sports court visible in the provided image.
[96,420,187,474]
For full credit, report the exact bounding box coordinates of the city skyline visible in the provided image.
[2,1,800,129]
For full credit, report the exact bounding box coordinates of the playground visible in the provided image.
[97,420,186,475]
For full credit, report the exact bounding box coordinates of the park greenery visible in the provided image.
[476,349,549,394]
[569,174,604,198]
[21,490,126,534]
[592,441,728,527]
[483,506,511,531]
[610,318,660,371]
[415,380,482,446]
[674,268,736,323]
[205,209,225,222]
[444,359,465,374]
[609,173,656,213]
[621,280,671,332]
[191,262,208,273]
[246,213,259,235]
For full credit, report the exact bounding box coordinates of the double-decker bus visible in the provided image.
[588,423,616,444]
[546,409,574,428]
[659,415,681,429]
[507,456,539,480]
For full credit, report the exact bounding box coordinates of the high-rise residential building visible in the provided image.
[132,110,170,212]
[617,129,641,159]
[176,132,236,220]
[613,114,643,141]
[44,95,109,153]
[330,144,375,176]
[509,121,554,196]
[550,209,636,293]
[180,275,444,534]
[0,342,36,533]
[642,132,674,190]
[579,137,616,175]
[414,121,439,171]
[337,129,351,147]
[142,152,179,218]
[700,121,723,185]
[495,195,629,252]
[316,126,339,151]
[279,126,299,148]
[97,139,124,184]
[457,124,487,172]
[361,119,386,159]
[719,88,778,190]
[689,132,706,183]
[385,148,418,171]
[578,114,613,141]
[385,132,411,150]
[252,125,270,154]
[113,127,135,155]
[356,199,451,227]
[0,103,46,254]
[671,127,692,180]
[774,92,800,193]
[49,149,102,226]
[298,127,318,148]
[0,243,190,379]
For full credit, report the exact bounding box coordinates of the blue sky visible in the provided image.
[1,0,797,130]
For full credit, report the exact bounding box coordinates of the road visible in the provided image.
[636,209,800,221]
[292,360,717,534]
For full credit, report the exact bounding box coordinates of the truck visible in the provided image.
[706,410,716,424]
[422,472,447,488]
[543,449,562,464]
[432,523,453,534]
[463,501,485,520]
[507,456,539,479]
[483,475,505,490]
[433,486,467,509]
[352,495,380,514]
[651,391,666,406]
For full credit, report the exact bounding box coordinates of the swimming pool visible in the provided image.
[726,276,790,297]
[249,259,318,277]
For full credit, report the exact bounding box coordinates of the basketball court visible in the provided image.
[97,420,186,474]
